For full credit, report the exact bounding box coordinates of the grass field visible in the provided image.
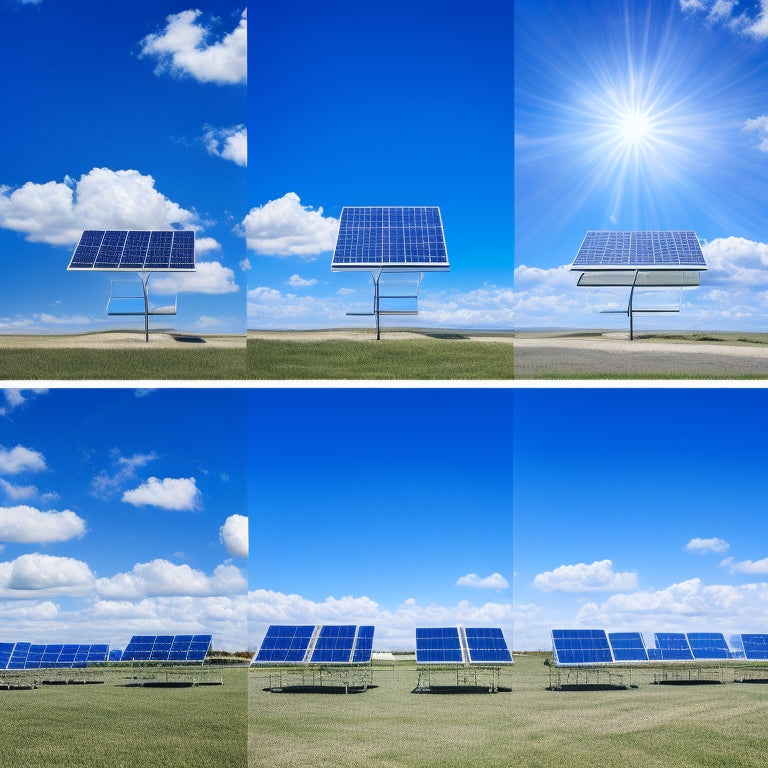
[0,667,246,768]
[249,655,768,767]
[247,337,514,379]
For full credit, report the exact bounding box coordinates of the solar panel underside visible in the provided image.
[332,207,449,270]
[572,231,706,270]
[68,230,195,271]
[654,633,694,660]
[741,634,768,660]
[687,633,730,660]
[416,628,464,664]
[552,629,613,665]
[465,627,513,664]
[608,632,648,662]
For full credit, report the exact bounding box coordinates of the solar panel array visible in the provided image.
[68,230,195,271]
[0,642,109,669]
[332,206,449,269]
[740,634,768,660]
[121,634,212,662]
[572,231,706,270]
[253,625,375,664]
[416,627,512,664]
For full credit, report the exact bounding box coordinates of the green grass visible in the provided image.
[249,656,768,768]
[0,348,246,380]
[247,340,513,379]
[0,667,246,768]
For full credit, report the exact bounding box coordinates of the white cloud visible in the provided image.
[91,450,159,499]
[0,168,208,247]
[680,0,768,40]
[686,537,729,554]
[150,260,238,295]
[727,557,768,575]
[0,505,86,544]
[239,257,251,271]
[0,479,38,501]
[203,125,247,166]
[1,389,47,417]
[219,514,248,558]
[0,445,46,474]
[456,572,509,589]
[743,115,768,152]
[122,476,201,511]
[243,193,339,257]
[533,559,638,593]
[96,559,246,599]
[0,553,94,595]
[287,274,318,288]
[139,9,247,85]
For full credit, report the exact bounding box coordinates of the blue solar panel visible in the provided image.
[687,633,730,660]
[68,230,196,271]
[415,627,464,664]
[654,633,694,660]
[109,649,123,662]
[608,632,648,662]
[311,625,356,663]
[552,629,613,665]
[121,634,211,662]
[0,642,15,669]
[352,626,375,663]
[332,206,449,270]
[572,231,706,270]
[254,625,314,663]
[741,634,768,660]
[188,634,213,661]
[465,628,513,664]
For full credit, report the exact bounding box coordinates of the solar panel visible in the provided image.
[0,642,15,670]
[121,634,211,663]
[465,627,513,664]
[572,231,706,270]
[740,634,768,660]
[253,625,375,664]
[109,649,123,662]
[352,626,375,663]
[687,633,730,660]
[331,206,449,270]
[551,629,613,666]
[416,627,464,664]
[68,230,196,271]
[654,632,694,660]
[310,625,356,663]
[608,632,648,662]
[254,625,314,663]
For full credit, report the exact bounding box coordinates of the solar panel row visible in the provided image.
[121,634,212,662]
[253,625,376,664]
[68,230,195,271]
[415,626,512,665]
[0,642,109,670]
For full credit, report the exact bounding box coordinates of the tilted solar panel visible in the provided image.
[122,634,211,662]
[352,626,375,663]
[68,230,196,271]
[465,627,513,664]
[416,627,464,664]
[654,632,694,660]
[687,632,730,660]
[0,642,15,670]
[310,625,356,663]
[188,634,213,661]
[332,206,449,270]
[572,231,706,270]
[552,629,613,666]
[109,649,123,662]
[254,625,314,663]
[741,634,768,660]
[608,632,648,662]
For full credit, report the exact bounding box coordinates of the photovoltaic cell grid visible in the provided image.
[416,627,463,664]
[332,207,449,269]
[608,632,648,662]
[654,633,694,661]
[0,642,109,669]
[68,230,195,271]
[572,231,706,270]
[687,633,730,660]
[552,629,613,665]
[741,634,768,660]
[253,625,375,664]
[121,634,212,662]
[465,628,513,664]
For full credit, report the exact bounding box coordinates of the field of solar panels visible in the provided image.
[1,666,246,768]
[250,654,768,768]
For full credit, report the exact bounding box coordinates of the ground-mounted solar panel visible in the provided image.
[0,642,15,669]
[416,627,464,664]
[572,231,706,271]
[654,632,694,660]
[8,642,31,670]
[310,625,356,663]
[121,634,211,663]
[68,230,196,271]
[740,634,768,660]
[352,626,375,663]
[552,629,613,666]
[465,627,513,664]
[608,632,648,662]
[109,649,123,662]
[331,206,449,270]
[254,625,374,665]
[254,625,315,664]
[687,633,730,660]
[188,634,213,661]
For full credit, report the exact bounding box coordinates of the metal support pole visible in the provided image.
[141,273,150,343]
[374,271,381,340]
[628,270,638,341]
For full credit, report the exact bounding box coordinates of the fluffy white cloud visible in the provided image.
[0,479,38,501]
[1,389,47,417]
[243,193,339,257]
[680,0,768,40]
[686,537,729,554]
[91,450,158,499]
[203,125,247,166]
[726,557,768,575]
[743,115,768,152]
[702,237,768,287]
[287,274,318,288]
[456,572,509,589]
[0,506,86,543]
[122,476,201,511]
[0,553,94,595]
[150,260,238,295]
[96,559,246,599]
[533,559,638,593]
[0,168,207,247]
[219,514,247,558]
[0,445,46,474]
[139,9,247,85]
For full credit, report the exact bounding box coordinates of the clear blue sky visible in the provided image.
[247,0,514,330]
[0,1,246,335]
[249,389,513,652]
[515,0,768,332]
[0,388,247,650]
[514,388,768,651]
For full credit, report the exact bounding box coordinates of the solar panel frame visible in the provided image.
[653,632,694,661]
[253,625,314,664]
[465,627,513,664]
[687,632,730,660]
[551,629,613,666]
[607,632,649,662]
[571,231,706,271]
[415,627,464,664]
[331,206,450,271]
[68,230,197,271]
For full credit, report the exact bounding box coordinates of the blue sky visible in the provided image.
[247,0,514,330]
[0,1,246,335]
[248,389,513,652]
[514,388,768,651]
[515,0,768,332]
[0,388,247,650]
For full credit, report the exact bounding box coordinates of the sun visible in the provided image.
[619,110,653,145]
